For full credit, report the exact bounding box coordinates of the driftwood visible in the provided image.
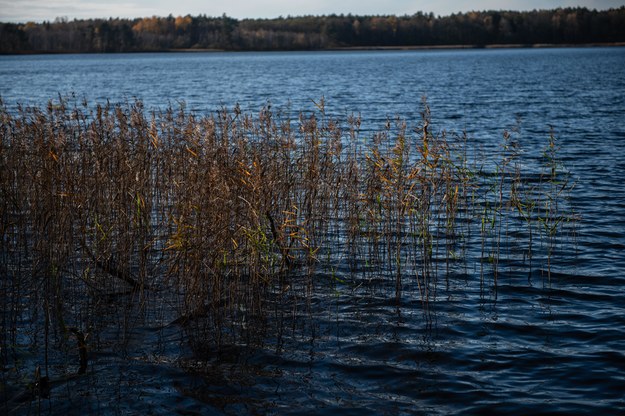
[68,327,88,375]
[168,297,229,327]
[81,243,146,291]
[9,328,87,407]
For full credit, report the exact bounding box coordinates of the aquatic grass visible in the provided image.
[0,96,576,393]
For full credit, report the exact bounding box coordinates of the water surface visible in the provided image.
[2,47,625,415]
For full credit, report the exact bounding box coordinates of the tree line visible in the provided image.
[1,7,624,54]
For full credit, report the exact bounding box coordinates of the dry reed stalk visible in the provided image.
[0,96,576,363]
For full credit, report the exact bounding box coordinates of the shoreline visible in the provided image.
[2,42,625,55]
[328,42,625,50]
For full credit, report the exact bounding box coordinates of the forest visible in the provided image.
[1,7,625,53]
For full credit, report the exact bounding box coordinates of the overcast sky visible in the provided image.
[1,0,623,23]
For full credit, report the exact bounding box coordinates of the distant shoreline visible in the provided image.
[3,42,625,55]
[329,42,625,50]
[3,9,624,55]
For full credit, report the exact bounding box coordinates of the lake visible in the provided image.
[2,47,625,415]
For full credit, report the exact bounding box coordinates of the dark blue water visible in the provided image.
[2,48,625,414]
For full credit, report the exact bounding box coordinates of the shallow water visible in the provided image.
[2,47,625,414]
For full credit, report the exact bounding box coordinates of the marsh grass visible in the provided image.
[0,97,575,393]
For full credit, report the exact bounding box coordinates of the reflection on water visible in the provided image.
[4,270,625,414]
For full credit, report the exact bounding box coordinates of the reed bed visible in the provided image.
[0,97,575,393]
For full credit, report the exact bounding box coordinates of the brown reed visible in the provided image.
[0,96,575,378]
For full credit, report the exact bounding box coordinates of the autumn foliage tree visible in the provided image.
[1,7,624,53]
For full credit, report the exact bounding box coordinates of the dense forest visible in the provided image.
[1,7,624,53]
